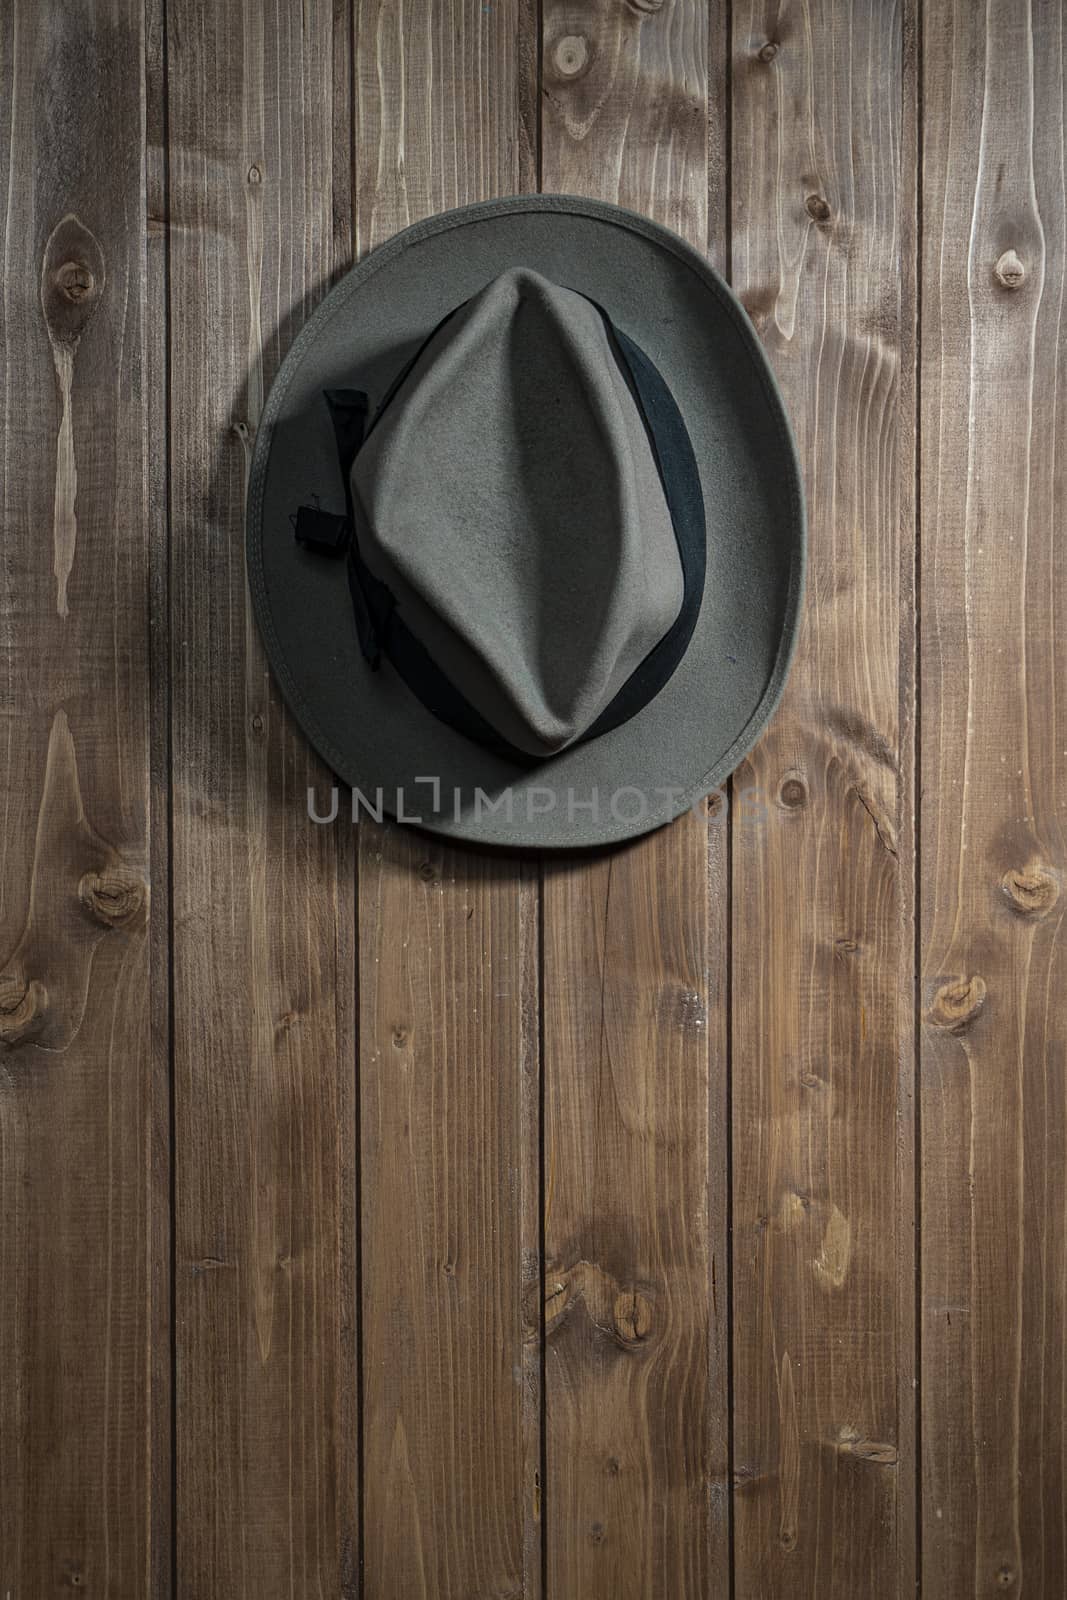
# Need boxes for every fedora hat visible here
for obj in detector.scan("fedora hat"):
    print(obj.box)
[247,196,805,848]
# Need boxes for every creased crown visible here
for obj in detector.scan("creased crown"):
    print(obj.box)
[351,267,683,758]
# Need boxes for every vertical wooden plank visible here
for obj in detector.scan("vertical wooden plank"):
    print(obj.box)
[168,2,358,1593]
[898,1,920,1590]
[353,3,542,1595]
[0,1,161,1593]
[541,829,724,1598]
[920,2,1067,1594]
[539,5,728,1596]
[729,1,913,1596]
[359,835,540,1598]
[145,0,175,1591]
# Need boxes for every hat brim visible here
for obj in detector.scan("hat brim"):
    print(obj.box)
[247,195,805,849]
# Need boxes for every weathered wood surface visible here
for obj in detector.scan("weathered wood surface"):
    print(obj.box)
[0,1,161,1593]
[920,2,1067,1596]
[538,5,728,1597]
[728,1,914,1595]
[358,836,540,1597]
[167,1,358,1593]
[2,1,1067,1597]
[353,4,542,1595]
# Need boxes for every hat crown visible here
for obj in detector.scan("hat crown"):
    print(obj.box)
[351,268,683,758]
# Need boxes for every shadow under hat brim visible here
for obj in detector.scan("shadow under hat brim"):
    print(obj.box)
[246,195,805,849]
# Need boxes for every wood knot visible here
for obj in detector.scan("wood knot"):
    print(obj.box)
[56,261,95,303]
[0,972,50,1047]
[625,0,665,11]
[740,287,775,333]
[247,163,263,185]
[927,975,987,1034]
[779,774,808,809]
[995,1567,1016,1589]
[416,859,438,883]
[994,250,1025,289]
[812,1204,851,1290]
[391,1025,409,1049]
[836,1426,897,1463]
[551,33,591,79]
[544,1272,572,1334]
[78,865,147,929]
[42,215,106,346]
[758,40,780,62]
[612,1288,653,1347]
[1000,865,1059,918]
[805,193,832,223]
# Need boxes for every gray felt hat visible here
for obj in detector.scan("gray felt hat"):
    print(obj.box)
[247,196,805,849]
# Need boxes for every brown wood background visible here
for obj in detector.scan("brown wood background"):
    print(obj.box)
[1,0,1064,1596]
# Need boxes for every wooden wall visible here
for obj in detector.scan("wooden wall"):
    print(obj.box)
[0,0,1064,1596]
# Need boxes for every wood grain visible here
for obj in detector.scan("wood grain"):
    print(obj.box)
[728,1,913,1595]
[539,3,728,1595]
[0,1,160,1592]
[920,2,1067,1594]
[358,835,540,1598]
[146,0,175,1589]
[353,2,542,1594]
[8,2,1067,1593]
[167,2,358,1593]
[541,825,725,1598]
